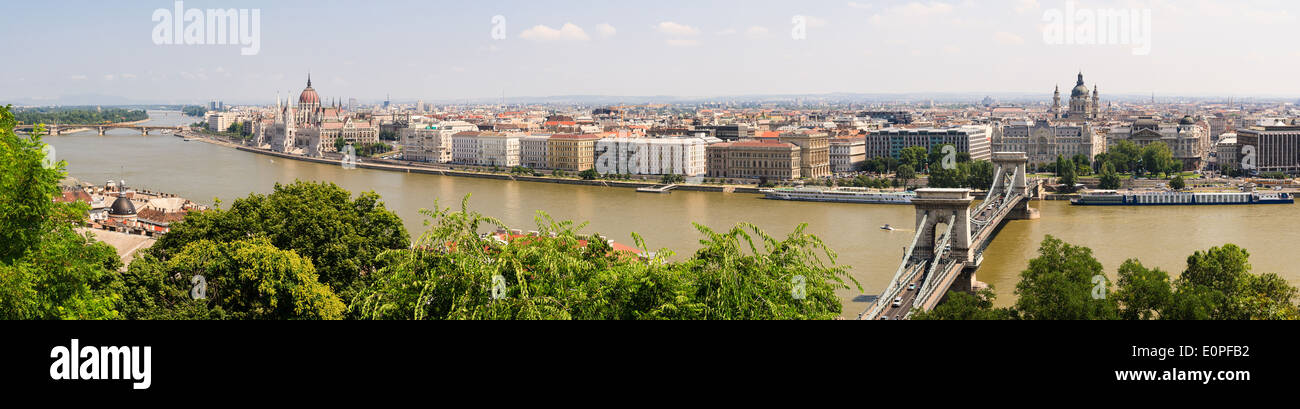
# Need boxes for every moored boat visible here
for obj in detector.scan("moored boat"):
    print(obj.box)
[761,187,916,205]
[1070,190,1294,206]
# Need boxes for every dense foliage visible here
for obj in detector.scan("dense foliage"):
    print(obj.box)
[151,181,409,302]
[334,139,392,157]
[181,105,208,117]
[0,105,126,319]
[122,238,345,320]
[13,107,148,125]
[916,236,1300,320]
[349,198,858,320]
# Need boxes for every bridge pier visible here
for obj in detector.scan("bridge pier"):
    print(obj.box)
[950,268,977,294]
[97,127,106,136]
[1007,198,1040,220]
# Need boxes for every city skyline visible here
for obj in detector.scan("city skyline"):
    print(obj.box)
[4,0,1300,105]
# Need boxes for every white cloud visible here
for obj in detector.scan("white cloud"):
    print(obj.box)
[519,23,590,42]
[103,74,115,81]
[716,28,738,36]
[993,31,1025,45]
[596,23,617,38]
[655,21,700,36]
[745,26,770,39]
[121,73,137,79]
[69,74,87,81]
[846,1,873,10]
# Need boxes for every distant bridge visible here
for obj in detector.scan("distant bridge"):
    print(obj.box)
[862,152,1043,320]
[14,123,185,136]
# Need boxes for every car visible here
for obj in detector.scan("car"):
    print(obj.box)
[907,283,916,291]
[892,297,903,307]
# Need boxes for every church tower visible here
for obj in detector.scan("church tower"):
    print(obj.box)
[1091,86,1100,119]
[1051,85,1061,119]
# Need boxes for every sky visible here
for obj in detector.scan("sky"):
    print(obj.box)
[2,0,1299,105]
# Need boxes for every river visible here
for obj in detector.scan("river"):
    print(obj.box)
[45,111,1300,315]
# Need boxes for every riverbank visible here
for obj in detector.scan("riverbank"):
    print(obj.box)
[179,130,767,195]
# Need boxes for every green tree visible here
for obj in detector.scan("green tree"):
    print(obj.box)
[1111,140,1142,173]
[899,146,928,172]
[1140,142,1176,177]
[349,198,858,320]
[895,164,915,188]
[1013,236,1119,320]
[1170,175,1186,190]
[1098,161,1122,190]
[1114,260,1173,320]
[1056,155,1078,192]
[965,160,995,190]
[579,168,601,180]
[124,238,344,320]
[0,105,126,319]
[151,181,408,302]
[1071,154,1092,175]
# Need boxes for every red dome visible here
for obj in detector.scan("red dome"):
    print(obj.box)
[299,75,320,104]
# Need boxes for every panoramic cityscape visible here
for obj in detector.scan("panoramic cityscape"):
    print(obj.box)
[4,0,1299,391]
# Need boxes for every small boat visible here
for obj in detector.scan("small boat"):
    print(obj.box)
[881,224,895,231]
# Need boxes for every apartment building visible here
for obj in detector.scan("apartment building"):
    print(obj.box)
[829,137,866,173]
[547,134,601,171]
[520,134,551,169]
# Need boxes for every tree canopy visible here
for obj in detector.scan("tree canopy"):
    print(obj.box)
[349,198,859,320]
[919,236,1299,320]
[0,105,126,320]
[151,181,409,302]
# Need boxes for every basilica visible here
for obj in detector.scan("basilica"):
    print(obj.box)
[991,72,1106,166]
[1051,72,1101,121]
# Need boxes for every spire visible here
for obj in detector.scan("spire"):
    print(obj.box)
[1077,72,1085,86]
[307,72,312,87]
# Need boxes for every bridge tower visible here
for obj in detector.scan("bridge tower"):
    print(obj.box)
[912,189,974,265]
[991,152,1040,220]
[991,152,1029,196]
[97,127,105,136]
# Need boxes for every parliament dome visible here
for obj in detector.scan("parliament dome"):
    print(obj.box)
[299,75,320,105]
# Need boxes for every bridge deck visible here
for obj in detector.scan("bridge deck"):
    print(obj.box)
[862,177,1039,320]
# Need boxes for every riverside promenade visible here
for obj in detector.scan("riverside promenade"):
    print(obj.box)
[180,130,764,195]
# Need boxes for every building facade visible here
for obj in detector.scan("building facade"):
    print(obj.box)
[547,134,601,171]
[520,134,551,169]
[400,121,478,163]
[705,141,801,180]
[867,125,993,161]
[829,138,866,173]
[593,136,711,177]
[778,131,831,179]
[993,120,1104,165]
[1235,125,1300,175]
[1107,116,1211,170]
[478,132,521,167]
